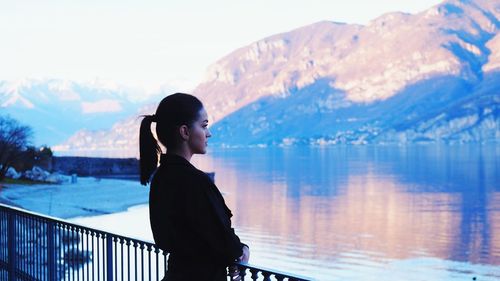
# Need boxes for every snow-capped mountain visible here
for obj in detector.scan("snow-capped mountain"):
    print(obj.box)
[0,79,165,146]
[55,0,499,156]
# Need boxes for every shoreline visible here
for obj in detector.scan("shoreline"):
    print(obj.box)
[0,176,149,219]
[95,174,139,181]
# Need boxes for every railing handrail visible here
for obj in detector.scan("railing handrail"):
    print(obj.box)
[0,203,158,248]
[0,203,313,280]
[234,261,313,281]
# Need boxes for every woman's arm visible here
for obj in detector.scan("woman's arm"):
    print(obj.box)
[184,176,246,263]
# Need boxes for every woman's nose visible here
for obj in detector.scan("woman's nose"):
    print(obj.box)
[207,129,212,138]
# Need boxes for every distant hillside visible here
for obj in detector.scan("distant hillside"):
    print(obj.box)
[0,79,165,146]
[53,104,155,157]
[55,0,500,156]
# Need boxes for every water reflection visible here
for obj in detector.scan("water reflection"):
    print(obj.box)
[190,144,500,280]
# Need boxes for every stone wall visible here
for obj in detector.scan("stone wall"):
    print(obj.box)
[52,156,139,176]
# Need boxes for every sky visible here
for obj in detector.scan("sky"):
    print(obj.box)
[1,0,443,94]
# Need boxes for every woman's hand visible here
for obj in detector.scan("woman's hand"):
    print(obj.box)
[239,245,250,263]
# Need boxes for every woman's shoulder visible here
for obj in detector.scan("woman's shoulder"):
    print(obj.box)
[155,159,212,185]
[189,166,215,186]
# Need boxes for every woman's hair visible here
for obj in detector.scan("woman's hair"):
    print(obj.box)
[139,93,204,185]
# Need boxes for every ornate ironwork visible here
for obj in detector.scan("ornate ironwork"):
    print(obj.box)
[0,203,312,280]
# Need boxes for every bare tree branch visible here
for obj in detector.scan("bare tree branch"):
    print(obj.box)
[0,115,33,180]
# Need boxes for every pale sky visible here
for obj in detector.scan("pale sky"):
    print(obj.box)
[1,0,443,94]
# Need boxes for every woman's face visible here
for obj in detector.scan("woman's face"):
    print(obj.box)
[187,107,211,154]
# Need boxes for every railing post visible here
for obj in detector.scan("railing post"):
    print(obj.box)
[106,234,113,281]
[47,221,56,280]
[7,211,16,281]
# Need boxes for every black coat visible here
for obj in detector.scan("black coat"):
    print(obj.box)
[149,153,244,281]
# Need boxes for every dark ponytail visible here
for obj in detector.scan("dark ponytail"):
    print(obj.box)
[139,115,161,185]
[139,93,204,185]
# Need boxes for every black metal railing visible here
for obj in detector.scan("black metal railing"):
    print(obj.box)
[0,204,312,281]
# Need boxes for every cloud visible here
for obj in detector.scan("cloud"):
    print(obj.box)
[81,99,122,114]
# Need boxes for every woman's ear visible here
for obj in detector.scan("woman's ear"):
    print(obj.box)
[179,125,190,141]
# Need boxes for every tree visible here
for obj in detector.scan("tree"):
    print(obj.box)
[0,115,33,181]
[13,145,53,172]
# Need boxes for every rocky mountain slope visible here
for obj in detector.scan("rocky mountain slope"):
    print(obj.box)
[54,0,500,156]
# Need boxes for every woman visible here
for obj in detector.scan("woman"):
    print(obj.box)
[139,93,249,281]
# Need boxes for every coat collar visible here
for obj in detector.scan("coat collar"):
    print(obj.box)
[160,153,192,166]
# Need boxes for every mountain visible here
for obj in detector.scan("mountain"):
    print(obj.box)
[52,104,155,157]
[0,79,164,146]
[54,0,499,156]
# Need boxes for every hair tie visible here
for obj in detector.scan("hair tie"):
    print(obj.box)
[142,114,157,123]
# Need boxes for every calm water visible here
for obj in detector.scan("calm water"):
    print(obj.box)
[75,144,500,280]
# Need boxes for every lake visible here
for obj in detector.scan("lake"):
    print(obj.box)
[71,144,500,281]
